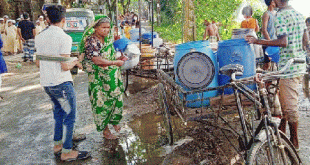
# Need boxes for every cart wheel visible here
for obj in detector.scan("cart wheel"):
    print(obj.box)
[122,69,129,93]
[158,83,174,145]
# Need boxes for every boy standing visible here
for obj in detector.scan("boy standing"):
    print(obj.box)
[35,5,90,161]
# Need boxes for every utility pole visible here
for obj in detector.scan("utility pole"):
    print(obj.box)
[116,0,118,26]
[148,1,151,21]
[156,0,160,25]
[183,0,195,42]
[139,0,142,50]
[152,0,154,46]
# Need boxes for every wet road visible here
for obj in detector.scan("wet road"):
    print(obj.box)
[0,54,169,164]
[1,54,310,164]
[296,84,310,164]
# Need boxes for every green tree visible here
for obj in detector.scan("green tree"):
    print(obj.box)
[195,0,243,40]
[153,0,243,43]
[153,0,183,43]
[120,0,131,14]
[62,0,76,8]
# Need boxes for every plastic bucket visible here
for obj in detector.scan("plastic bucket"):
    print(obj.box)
[113,38,132,52]
[217,39,256,94]
[174,40,218,108]
[142,32,158,40]
[266,46,280,63]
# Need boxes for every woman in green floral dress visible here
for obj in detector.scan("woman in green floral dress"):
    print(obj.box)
[80,15,127,139]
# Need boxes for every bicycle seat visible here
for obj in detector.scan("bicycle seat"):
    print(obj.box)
[219,64,244,76]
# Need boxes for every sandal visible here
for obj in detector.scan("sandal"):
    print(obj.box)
[54,150,62,157]
[61,151,91,162]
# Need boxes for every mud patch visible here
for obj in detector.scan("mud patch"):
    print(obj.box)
[161,122,242,165]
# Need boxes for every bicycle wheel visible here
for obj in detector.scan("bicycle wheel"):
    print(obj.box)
[247,131,300,165]
[158,83,174,145]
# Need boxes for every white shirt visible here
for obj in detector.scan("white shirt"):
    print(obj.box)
[35,25,73,87]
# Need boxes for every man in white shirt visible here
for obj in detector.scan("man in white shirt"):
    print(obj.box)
[35,5,90,161]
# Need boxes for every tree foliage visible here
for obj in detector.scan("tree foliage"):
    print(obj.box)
[62,0,76,8]
[1,0,35,20]
[252,5,266,38]
[153,0,183,43]
[152,0,269,42]
[120,0,132,14]
[153,0,244,43]
[103,0,118,18]
[195,0,243,40]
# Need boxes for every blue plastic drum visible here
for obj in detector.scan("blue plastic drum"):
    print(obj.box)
[174,40,218,108]
[217,39,256,94]
[142,32,158,40]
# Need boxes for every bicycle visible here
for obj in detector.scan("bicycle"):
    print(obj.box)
[157,58,305,164]
[219,58,304,164]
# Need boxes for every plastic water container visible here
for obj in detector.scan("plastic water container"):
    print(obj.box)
[130,28,146,41]
[266,46,280,63]
[142,32,158,40]
[113,38,132,52]
[174,40,218,108]
[217,39,256,94]
[153,38,163,48]
[122,44,140,70]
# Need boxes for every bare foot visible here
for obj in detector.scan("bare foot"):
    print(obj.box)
[103,127,118,139]
[103,131,118,139]
[113,125,121,133]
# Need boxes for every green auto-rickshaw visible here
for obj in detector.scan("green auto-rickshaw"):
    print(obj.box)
[64,8,94,75]
[64,8,95,54]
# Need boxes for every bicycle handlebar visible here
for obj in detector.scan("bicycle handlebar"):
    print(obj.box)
[234,58,306,83]
[293,58,306,64]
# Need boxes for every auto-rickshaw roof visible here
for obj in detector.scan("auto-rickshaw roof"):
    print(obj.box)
[65,8,94,18]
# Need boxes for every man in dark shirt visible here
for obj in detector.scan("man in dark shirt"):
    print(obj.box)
[17,12,36,62]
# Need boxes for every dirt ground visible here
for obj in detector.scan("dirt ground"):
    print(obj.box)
[1,53,310,165]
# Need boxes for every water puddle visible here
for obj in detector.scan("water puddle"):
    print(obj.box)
[127,76,158,94]
[98,112,196,165]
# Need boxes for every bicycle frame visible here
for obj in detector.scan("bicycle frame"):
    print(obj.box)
[156,58,304,164]
[230,81,289,165]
